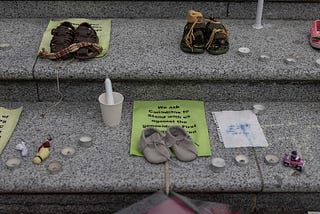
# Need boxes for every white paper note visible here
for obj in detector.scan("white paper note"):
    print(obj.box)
[212,110,268,148]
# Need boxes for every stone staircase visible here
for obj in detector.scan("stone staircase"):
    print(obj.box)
[1,1,320,213]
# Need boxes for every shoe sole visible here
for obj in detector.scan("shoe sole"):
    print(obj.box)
[180,45,205,54]
[310,38,320,49]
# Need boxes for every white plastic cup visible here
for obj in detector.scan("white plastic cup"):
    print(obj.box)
[98,92,124,127]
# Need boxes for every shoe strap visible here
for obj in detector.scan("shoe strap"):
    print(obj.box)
[39,42,102,59]
[184,22,205,50]
[205,19,229,49]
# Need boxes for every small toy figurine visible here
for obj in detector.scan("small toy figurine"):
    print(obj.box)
[16,140,28,157]
[33,137,52,164]
[283,151,305,171]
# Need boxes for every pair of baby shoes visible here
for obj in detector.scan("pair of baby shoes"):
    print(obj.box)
[139,126,198,164]
[180,10,229,55]
[39,22,102,60]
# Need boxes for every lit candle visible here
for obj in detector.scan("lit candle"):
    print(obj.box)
[104,78,115,105]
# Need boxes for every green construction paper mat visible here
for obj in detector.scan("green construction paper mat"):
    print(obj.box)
[130,100,211,157]
[0,107,23,155]
[38,18,111,58]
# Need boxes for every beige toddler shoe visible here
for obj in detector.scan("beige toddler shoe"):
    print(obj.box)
[165,126,198,162]
[139,127,171,164]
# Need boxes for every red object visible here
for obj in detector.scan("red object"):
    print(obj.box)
[145,197,195,214]
[310,20,320,49]
[38,140,51,152]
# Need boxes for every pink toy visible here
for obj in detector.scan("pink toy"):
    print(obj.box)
[310,20,320,49]
[283,152,305,171]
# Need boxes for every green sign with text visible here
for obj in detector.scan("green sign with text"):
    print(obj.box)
[130,100,211,156]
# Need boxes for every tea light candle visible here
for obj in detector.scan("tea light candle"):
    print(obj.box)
[211,157,226,172]
[48,161,62,174]
[285,57,296,65]
[316,59,320,68]
[6,158,21,169]
[235,155,250,166]
[0,43,11,48]
[79,135,93,147]
[253,104,266,115]
[265,154,279,165]
[61,147,76,157]
[238,47,251,56]
[259,54,271,62]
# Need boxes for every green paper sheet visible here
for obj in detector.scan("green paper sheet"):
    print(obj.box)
[130,100,211,157]
[0,107,23,155]
[38,18,111,58]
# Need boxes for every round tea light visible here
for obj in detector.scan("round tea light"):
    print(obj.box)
[235,155,250,166]
[238,47,251,55]
[315,59,320,68]
[265,154,279,165]
[79,135,93,147]
[6,158,21,169]
[0,43,11,48]
[285,57,297,65]
[211,157,226,172]
[259,54,271,62]
[266,36,277,43]
[253,104,266,115]
[61,147,76,157]
[48,161,62,174]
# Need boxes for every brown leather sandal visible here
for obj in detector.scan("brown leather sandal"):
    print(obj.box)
[74,22,101,59]
[50,21,75,59]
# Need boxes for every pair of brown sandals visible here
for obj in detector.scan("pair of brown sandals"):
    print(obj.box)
[45,21,101,60]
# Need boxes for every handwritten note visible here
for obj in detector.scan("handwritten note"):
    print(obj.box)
[213,110,268,148]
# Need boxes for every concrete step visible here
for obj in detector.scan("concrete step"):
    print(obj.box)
[1,18,320,102]
[1,1,320,20]
[0,100,319,212]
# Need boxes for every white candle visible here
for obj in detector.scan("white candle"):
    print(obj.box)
[6,158,21,169]
[252,0,264,29]
[235,155,250,166]
[104,78,115,105]
[265,154,279,165]
[211,157,226,172]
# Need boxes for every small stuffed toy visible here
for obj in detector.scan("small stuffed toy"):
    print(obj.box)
[33,137,52,164]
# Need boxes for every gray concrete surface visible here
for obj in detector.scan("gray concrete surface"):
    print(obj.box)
[32,19,320,81]
[0,100,319,212]
[1,1,320,20]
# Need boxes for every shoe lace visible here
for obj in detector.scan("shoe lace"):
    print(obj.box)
[205,18,229,49]
[184,16,203,49]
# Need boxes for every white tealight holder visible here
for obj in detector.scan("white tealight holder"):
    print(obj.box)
[238,47,251,56]
[259,54,271,62]
[79,135,93,147]
[6,157,21,169]
[264,154,279,166]
[235,155,250,166]
[210,157,226,172]
[266,36,277,43]
[316,59,320,68]
[253,104,266,115]
[61,147,76,157]
[285,57,297,65]
[0,43,11,48]
[48,161,62,174]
